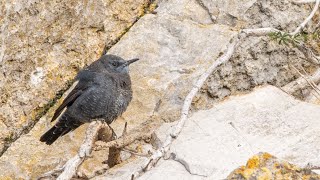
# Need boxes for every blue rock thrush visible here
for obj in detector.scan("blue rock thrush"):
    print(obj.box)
[40,54,139,145]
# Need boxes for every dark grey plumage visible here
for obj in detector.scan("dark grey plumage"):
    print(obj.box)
[40,54,139,145]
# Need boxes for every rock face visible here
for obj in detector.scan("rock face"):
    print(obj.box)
[108,5,235,123]
[134,86,320,179]
[196,0,315,109]
[0,0,236,178]
[0,0,318,179]
[0,0,150,154]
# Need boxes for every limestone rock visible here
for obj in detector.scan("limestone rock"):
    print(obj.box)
[0,0,236,178]
[196,0,315,109]
[0,0,150,154]
[201,0,310,29]
[1,0,319,178]
[136,86,320,179]
[109,2,236,123]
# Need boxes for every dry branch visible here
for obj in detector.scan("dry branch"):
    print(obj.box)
[291,0,320,35]
[130,27,285,179]
[56,121,103,180]
[107,122,127,167]
[292,0,320,63]
[291,65,320,99]
[94,120,158,151]
[293,0,317,4]
[300,66,320,94]
[296,43,320,64]
[130,2,320,175]
[43,0,320,179]
[282,68,320,94]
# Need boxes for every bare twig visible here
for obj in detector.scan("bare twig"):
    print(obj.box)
[130,27,286,179]
[43,1,320,179]
[300,65,320,94]
[296,43,320,64]
[242,28,280,36]
[107,122,128,167]
[56,121,103,180]
[93,131,152,150]
[130,12,320,176]
[293,0,318,4]
[94,121,157,151]
[291,0,320,35]
[290,65,320,99]
[282,68,320,94]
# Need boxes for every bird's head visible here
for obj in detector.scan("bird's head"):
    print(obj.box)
[101,55,139,74]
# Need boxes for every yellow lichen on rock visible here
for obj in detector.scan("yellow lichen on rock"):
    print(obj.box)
[246,155,260,169]
[227,152,320,180]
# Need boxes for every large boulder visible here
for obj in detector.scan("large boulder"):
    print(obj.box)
[93,85,320,179]
[0,0,236,178]
[0,0,317,178]
[134,86,320,179]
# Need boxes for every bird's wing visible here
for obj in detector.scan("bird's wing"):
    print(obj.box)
[51,70,99,122]
[73,87,115,119]
[51,80,89,122]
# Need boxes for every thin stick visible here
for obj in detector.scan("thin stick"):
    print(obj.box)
[282,68,320,94]
[131,28,271,179]
[43,1,320,178]
[291,65,320,99]
[293,0,317,4]
[299,65,320,93]
[297,45,320,65]
[56,121,103,180]
[291,0,320,35]
[131,25,320,179]
[94,131,153,151]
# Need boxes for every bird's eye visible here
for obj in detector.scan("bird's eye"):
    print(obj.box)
[111,62,117,67]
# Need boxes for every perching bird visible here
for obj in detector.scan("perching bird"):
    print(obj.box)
[40,54,139,145]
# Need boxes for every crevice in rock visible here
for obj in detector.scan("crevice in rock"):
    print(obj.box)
[0,0,158,158]
[0,80,73,157]
[194,0,215,23]
[167,152,207,177]
[102,0,157,55]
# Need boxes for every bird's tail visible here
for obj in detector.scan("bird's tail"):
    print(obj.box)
[40,114,82,145]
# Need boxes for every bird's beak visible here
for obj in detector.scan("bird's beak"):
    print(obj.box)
[123,58,139,67]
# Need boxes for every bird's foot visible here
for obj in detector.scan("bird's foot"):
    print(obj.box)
[107,124,118,140]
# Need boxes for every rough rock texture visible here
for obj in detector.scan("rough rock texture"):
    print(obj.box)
[0,0,236,178]
[0,0,319,179]
[194,0,316,110]
[227,152,320,180]
[133,86,320,179]
[108,3,235,123]
[203,0,311,29]
[0,0,151,154]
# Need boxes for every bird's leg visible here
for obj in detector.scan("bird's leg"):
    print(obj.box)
[122,122,128,137]
[107,124,117,140]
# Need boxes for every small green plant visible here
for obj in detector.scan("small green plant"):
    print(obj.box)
[268,30,319,46]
